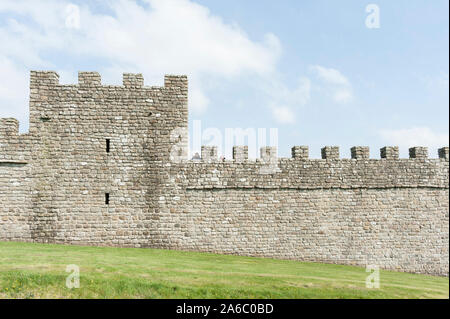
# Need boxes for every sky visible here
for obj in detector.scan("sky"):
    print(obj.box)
[0,0,448,159]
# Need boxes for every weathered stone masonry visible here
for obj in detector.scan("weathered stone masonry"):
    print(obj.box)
[0,71,448,276]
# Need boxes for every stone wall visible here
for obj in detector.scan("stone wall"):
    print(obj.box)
[0,118,33,241]
[0,71,448,276]
[160,188,448,275]
[161,152,449,275]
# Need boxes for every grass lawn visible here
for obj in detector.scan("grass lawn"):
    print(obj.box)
[0,241,447,299]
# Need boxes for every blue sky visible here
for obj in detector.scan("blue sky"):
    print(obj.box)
[0,0,448,158]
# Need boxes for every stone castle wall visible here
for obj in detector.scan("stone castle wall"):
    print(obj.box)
[161,155,448,275]
[0,71,448,276]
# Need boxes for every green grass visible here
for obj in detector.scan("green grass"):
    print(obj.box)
[0,241,447,299]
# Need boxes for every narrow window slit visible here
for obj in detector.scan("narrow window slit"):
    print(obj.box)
[105,193,110,205]
[106,139,110,153]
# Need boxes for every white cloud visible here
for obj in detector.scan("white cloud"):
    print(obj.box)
[379,127,449,152]
[310,65,350,86]
[265,76,310,124]
[310,65,353,103]
[76,0,281,77]
[189,87,210,114]
[272,106,296,124]
[272,77,311,107]
[333,88,353,103]
[0,0,282,127]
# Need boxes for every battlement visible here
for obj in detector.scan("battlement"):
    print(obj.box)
[175,145,450,192]
[78,71,102,86]
[439,147,449,160]
[194,145,450,162]
[123,73,144,87]
[164,75,188,89]
[233,146,249,161]
[27,71,189,146]
[0,118,32,163]
[29,71,188,90]
[0,118,19,137]
[30,71,60,87]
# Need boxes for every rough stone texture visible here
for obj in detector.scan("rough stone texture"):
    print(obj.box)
[409,147,428,159]
[233,146,248,162]
[291,146,309,159]
[381,146,399,159]
[201,146,218,162]
[0,71,448,276]
[321,146,339,160]
[439,147,449,160]
[351,146,369,159]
